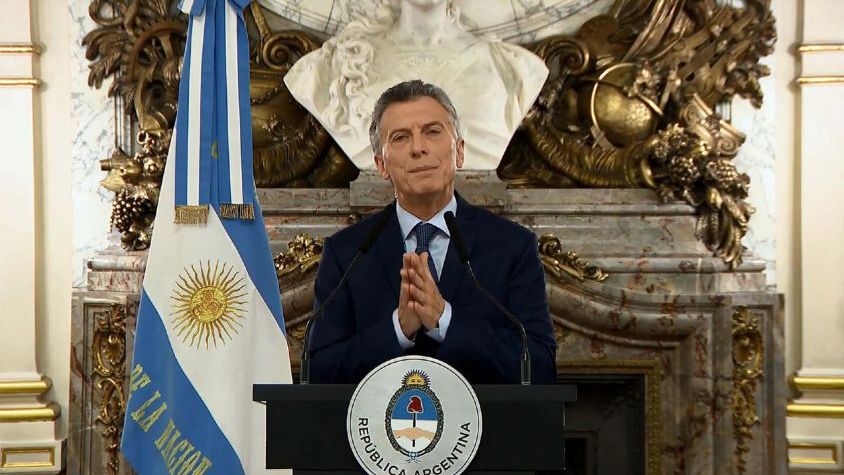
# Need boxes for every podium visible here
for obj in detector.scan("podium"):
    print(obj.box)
[253,384,576,474]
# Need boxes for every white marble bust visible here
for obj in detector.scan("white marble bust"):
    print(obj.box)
[283,0,549,170]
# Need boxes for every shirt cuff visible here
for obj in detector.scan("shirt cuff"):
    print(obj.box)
[425,301,451,343]
[392,308,415,350]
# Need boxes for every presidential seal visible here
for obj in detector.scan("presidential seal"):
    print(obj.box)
[347,356,482,475]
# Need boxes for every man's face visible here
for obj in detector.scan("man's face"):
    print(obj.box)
[374,96,465,203]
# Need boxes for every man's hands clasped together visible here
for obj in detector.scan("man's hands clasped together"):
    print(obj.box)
[398,252,445,339]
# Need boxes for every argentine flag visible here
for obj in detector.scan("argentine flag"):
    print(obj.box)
[120,0,292,473]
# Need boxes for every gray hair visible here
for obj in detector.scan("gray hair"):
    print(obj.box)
[369,79,463,154]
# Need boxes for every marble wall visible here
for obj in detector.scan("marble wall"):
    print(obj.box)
[70,0,122,288]
[733,60,778,288]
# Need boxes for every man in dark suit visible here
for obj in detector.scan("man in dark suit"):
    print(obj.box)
[310,79,556,384]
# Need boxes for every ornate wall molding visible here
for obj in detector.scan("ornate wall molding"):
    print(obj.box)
[797,76,844,85]
[787,404,844,418]
[792,376,844,391]
[0,43,41,54]
[788,440,843,469]
[0,447,56,469]
[0,78,41,87]
[731,306,763,474]
[91,304,128,475]
[0,377,51,395]
[0,404,60,423]
[798,43,844,53]
[556,360,661,475]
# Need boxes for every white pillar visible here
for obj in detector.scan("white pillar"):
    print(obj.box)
[786,0,844,472]
[0,0,63,472]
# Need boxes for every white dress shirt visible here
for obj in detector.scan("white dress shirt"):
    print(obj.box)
[392,195,457,349]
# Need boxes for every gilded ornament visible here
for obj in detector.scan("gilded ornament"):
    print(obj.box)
[538,234,609,283]
[274,234,324,289]
[92,304,129,474]
[500,0,775,268]
[731,306,763,474]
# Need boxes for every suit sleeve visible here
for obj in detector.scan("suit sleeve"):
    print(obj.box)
[309,236,405,383]
[436,232,557,383]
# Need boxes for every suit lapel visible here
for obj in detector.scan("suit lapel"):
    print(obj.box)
[373,204,404,301]
[438,196,476,303]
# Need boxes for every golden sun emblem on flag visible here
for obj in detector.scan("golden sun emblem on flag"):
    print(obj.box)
[171,260,247,349]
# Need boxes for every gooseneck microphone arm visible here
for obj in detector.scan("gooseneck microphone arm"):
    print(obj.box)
[444,211,531,386]
[299,207,392,385]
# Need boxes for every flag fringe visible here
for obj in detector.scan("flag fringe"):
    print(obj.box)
[220,203,255,220]
[174,205,209,224]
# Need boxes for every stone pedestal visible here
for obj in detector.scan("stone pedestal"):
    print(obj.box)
[70,173,785,474]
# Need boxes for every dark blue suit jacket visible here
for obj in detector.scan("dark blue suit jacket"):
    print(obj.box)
[309,196,557,384]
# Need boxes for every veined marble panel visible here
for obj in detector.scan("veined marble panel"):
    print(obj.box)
[70,0,122,288]
[732,58,778,288]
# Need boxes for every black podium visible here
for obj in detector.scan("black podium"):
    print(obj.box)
[253,384,576,474]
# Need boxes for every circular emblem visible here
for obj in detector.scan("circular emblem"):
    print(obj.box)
[170,260,246,349]
[347,356,482,475]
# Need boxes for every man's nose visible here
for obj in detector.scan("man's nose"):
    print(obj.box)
[410,131,427,157]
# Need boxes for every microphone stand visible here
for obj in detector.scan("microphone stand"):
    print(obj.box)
[299,206,392,384]
[444,211,531,386]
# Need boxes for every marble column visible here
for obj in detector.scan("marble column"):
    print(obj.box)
[0,0,63,472]
[786,0,844,472]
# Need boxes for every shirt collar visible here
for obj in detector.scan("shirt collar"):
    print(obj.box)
[395,195,457,240]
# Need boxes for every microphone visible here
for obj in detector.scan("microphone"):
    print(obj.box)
[444,211,532,386]
[299,206,392,384]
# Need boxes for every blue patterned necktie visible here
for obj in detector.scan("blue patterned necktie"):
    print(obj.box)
[413,222,439,281]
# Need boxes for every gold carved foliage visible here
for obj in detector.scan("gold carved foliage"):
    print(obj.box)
[92,304,129,475]
[500,0,775,268]
[274,234,324,290]
[538,234,609,283]
[274,234,324,363]
[249,7,359,188]
[86,3,356,250]
[86,0,184,250]
[731,306,763,474]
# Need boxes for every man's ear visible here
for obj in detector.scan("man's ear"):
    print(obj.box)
[374,153,390,180]
[455,139,465,169]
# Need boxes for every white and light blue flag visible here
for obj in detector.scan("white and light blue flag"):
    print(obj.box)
[120,0,292,473]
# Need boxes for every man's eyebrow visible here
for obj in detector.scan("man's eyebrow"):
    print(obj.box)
[387,121,445,135]
[387,127,411,137]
